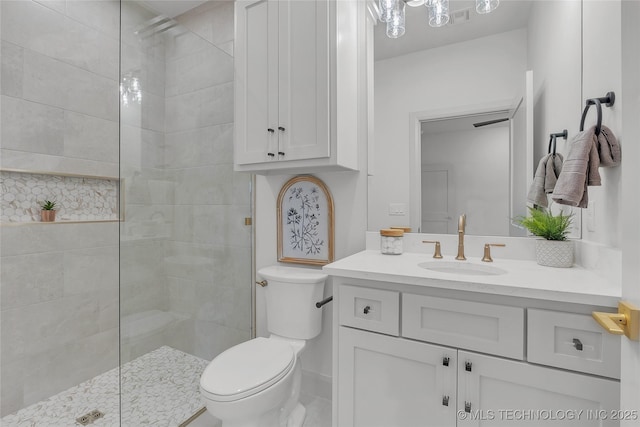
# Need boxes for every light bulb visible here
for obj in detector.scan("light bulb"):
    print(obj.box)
[476,0,499,14]
[386,1,406,38]
[428,0,449,27]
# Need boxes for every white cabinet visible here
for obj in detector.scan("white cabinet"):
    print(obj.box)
[457,351,620,427]
[234,0,360,173]
[334,282,621,427]
[338,327,457,427]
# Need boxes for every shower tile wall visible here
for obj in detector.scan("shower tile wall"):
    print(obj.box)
[0,0,120,417]
[162,1,253,361]
[120,0,251,367]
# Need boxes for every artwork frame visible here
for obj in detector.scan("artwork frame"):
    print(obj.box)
[277,175,334,266]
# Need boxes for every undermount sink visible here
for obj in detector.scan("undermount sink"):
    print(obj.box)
[418,261,507,276]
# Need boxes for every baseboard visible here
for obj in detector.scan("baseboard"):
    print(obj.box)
[301,370,332,401]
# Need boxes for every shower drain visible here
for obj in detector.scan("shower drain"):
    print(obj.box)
[76,409,104,425]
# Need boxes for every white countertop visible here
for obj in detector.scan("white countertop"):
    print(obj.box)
[323,250,621,307]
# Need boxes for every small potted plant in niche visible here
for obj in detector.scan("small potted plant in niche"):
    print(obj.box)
[40,200,57,222]
[517,206,574,268]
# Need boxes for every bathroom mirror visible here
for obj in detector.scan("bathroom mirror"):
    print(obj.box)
[367,0,583,236]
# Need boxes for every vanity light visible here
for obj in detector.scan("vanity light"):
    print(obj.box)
[381,0,498,38]
[386,0,406,38]
[476,0,499,14]
[427,0,450,28]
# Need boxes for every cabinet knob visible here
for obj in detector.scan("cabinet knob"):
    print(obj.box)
[442,356,450,366]
[465,361,472,372]
[363,305,371,314]
[278,126,286,131]
[572,338,583,351]
[465,402,472,413]
[267,128,275,133]
[442,395,449,406]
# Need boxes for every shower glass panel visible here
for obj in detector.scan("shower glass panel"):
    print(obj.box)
[119,1,253,425]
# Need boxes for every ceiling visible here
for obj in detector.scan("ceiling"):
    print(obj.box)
[374,0,532,60]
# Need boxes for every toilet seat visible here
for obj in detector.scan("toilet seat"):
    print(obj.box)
[200,337,295,402]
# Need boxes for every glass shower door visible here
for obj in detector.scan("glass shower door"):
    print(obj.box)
[119,1,253,425]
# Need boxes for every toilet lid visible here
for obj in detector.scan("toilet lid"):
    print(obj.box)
[200,337,295,402]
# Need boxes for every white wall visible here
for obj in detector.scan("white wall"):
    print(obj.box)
[580,0,622,248]
[421,126,510,236]
[369,28,527,231]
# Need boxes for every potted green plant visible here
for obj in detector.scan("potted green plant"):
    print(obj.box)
[517,206,574,267]
[40,200,57,222]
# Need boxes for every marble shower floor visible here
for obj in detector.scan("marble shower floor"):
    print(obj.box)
[1,346,332,427]
[1,346,209,427]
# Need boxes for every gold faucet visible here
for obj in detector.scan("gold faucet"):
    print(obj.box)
[456,214,466,260]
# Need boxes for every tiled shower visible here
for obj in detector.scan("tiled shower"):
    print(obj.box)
[0,1,252,425]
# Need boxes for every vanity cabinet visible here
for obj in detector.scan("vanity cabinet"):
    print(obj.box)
[334,281,621,427]
[234,0,360,173]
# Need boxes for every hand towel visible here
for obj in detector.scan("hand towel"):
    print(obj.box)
[527,154,552,207]
[596,125,621,167]
[544,153,564,194]
[552,128,601,208]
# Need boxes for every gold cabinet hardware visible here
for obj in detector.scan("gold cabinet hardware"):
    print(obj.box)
[244,217,252,226]
[592,301,639,341]
[256,280,268,287]
[481,243,506,262]
[422,240,443,258]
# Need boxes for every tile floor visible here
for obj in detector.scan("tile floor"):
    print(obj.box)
[0,346,331,427]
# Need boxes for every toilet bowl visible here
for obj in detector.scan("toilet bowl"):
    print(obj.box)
[200,266,327,427]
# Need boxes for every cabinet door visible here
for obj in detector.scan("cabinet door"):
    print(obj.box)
[458,351,620,427]
[277,0,330,161]
[338,327,457,427]
[235,0,279,164]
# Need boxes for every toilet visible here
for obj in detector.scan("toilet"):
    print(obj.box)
[200,265,328,427]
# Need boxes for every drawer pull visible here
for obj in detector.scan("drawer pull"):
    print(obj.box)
[442,356,450,366]
[363,305,371,314]
[442,395,449,406]
[465,402,472,413]
[465,361,472,372]
[267,128,275,133]
[572,338,583,351]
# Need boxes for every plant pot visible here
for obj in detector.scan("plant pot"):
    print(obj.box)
[535,239,573,268]
[41,210,56,222]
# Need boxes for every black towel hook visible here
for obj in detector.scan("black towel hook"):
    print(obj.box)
[580,91,615,136]
[548,130,568,155]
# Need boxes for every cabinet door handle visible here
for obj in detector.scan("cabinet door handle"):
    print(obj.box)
[465,402,472,413]
[442,356,450,367]
[278,126,286,131]
[278,151,285,156]
[267,152,275,157]
[442,395,449,406]
[267,128,275,133]
[363,305,371,314]
[572,338,583,351]
[465,362,472,372]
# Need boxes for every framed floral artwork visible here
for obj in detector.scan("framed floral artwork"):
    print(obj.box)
[277,175,334,266]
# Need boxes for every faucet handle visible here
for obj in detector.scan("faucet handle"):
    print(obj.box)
[422,240,443,259]
[482,243,506,262]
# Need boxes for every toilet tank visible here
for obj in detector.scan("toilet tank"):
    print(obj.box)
[258,265,328,340]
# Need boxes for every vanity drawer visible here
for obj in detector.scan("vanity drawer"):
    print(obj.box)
[402,294,525,359]
[339,285,400,335]
[527,309,621,379]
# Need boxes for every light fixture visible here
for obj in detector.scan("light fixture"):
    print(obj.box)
[476,0,499,14]
[427,0,449,28]
[381,0,499,38]
[386,0,406,38]
[120,72,142,106]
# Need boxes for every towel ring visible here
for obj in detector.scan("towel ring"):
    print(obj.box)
[580,92,615,136]
[548,130,568,155]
